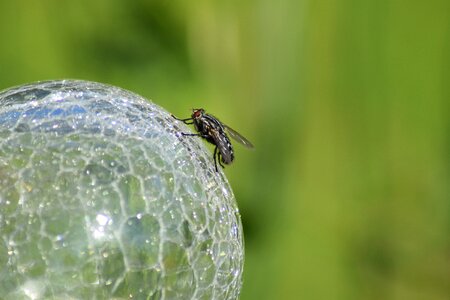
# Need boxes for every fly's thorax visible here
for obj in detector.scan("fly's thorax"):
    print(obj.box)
[196,116,215,136]
[193,118,207,135]
[193,118,201,133]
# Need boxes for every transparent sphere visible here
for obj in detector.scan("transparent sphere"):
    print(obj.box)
[0,80,244,299]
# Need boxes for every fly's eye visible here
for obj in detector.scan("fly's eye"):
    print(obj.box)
[192,109,203,118]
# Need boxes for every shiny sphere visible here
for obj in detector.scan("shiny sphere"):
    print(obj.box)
[0,80,244,299]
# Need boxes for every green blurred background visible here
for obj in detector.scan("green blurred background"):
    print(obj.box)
[1,1,449,299]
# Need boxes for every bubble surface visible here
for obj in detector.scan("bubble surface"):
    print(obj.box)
[0,80,244,299]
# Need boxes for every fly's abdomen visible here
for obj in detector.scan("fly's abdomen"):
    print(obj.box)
[219,136,234,165]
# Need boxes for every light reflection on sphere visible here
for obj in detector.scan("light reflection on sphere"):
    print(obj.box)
[0,80,244,300]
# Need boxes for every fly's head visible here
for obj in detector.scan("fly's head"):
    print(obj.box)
[191,108,205,121]
[191,108,206,129]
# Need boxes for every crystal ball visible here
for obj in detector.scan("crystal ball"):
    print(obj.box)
[0,80,244,299]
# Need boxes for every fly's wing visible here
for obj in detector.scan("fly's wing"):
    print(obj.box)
[224,124,254,149]
[210,128,234,164]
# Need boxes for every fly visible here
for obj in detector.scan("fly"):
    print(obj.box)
[172,108,254,172]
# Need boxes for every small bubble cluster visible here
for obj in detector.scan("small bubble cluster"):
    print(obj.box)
[0,80,244,299]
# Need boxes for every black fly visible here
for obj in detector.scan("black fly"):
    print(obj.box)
[172,108,254,172]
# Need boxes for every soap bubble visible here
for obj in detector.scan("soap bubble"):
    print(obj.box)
[0,80,244,299]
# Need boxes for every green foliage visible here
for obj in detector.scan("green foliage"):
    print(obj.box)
[1,1,449,299]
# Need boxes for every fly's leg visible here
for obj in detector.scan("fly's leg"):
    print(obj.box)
[213,147,225,172]
[214,146,228,172]
[218,153,225,169]
[171,114,194,124]
[181,133,210,139]
[213,146,219,172]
